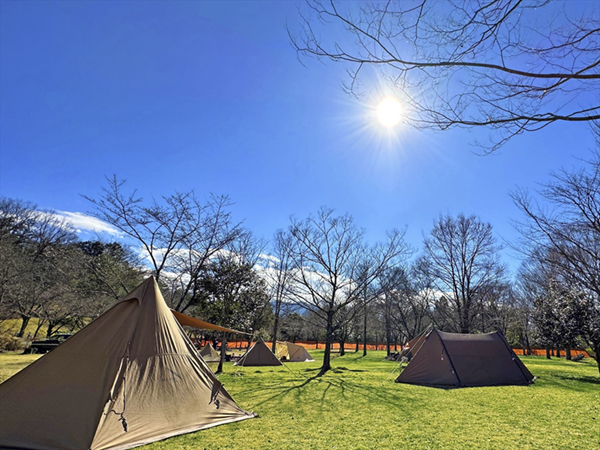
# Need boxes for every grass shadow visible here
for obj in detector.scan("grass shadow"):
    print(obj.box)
[332,366,367,373]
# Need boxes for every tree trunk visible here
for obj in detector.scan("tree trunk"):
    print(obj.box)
[355,336,359,352]
[315,336,319,349]
[385,303,391,356]
[340,339,345,356]
[33,320,45,339]
[318,311,334,376]
[216,332,228,374]
[460,303,470,334]
[546,346,550,359]
[362,303,368,356]
[271,311,280,353]
[46,322,55,338]
[17,315,30,338]
[385,321,391,356]
[593,343,600,376]
[556,346,561,358]
[566,346,572,361]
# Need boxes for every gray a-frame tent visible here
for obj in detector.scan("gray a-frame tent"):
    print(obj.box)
[396,329,534,387]
[234,338,282,367]
[199,343,221,362]
[0,277,254,450]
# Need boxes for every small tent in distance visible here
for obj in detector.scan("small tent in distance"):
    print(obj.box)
[0,277,254,450]
[396,329,534,388]
[397,333,428,362]
[275,342,315,362]
[234,338,282,367]
[199,342,221,362]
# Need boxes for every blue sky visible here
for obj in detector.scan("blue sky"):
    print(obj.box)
[1,0,597,275]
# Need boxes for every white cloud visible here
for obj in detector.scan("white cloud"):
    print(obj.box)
[54,211,123,237]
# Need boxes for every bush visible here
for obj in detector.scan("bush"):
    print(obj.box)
[0,332,24,352]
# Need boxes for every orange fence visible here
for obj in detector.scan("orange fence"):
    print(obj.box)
[196,339,591,358]
[512,348,590,357]
[225,340,399,351]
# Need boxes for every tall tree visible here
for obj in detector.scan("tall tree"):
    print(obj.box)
[195,233,269,374]
[513,149,600,372]
[291,0,600,151]
[0,198,78,336]
[383,263,431,347]
[420,214,506,333]
[77,241,145,303]
[84,177,242,312]
[287,207,410,375]
[265,230,294,352]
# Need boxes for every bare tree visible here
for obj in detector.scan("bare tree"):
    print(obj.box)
[84,177,242,312]
[376,266,411,356]
[513,149,600,372]
[287,207,410,375]
[420,213,506,333]
[265,230,295,352]
[384,263,431,346]
[0,198,78,336]
[76,241,145,303]
[291,0,600,151]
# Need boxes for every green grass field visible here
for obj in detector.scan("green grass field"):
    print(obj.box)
[1,351,598,449]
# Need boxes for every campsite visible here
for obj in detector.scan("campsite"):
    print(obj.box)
[1,349,598,450]
[0,278,597,449]
[1,1,600,449]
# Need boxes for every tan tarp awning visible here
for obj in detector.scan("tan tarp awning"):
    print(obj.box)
[0,277,255,450]
[171,309,251,335]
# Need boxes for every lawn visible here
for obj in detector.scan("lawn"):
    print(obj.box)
[1,351,598,449]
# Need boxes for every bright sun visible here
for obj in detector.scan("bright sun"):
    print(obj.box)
[376,97,402,128]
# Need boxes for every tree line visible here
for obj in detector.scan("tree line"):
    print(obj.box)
[1,148,598,375]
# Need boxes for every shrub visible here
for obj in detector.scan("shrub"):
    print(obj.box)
[0,332,24,352]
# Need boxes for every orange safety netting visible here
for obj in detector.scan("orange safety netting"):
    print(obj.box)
[223,341,592,357]
[512,348,590,357]
[225,340,400,351]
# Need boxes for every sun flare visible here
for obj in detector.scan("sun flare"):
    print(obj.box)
[377,97,402,128]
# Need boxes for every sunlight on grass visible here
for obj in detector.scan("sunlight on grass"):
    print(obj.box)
[1,351,598,449]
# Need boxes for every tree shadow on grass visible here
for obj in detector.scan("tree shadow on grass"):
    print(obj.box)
[551,374,600,386]
[332,366,367,373]
[249,370,416,411]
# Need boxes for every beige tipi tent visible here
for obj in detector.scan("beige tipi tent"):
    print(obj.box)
[275,342,315,362]
[0,277,254,450]
[234,338,282,367]
[199,343,221,362]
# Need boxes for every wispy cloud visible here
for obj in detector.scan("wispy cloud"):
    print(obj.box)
[54,211,123,237]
